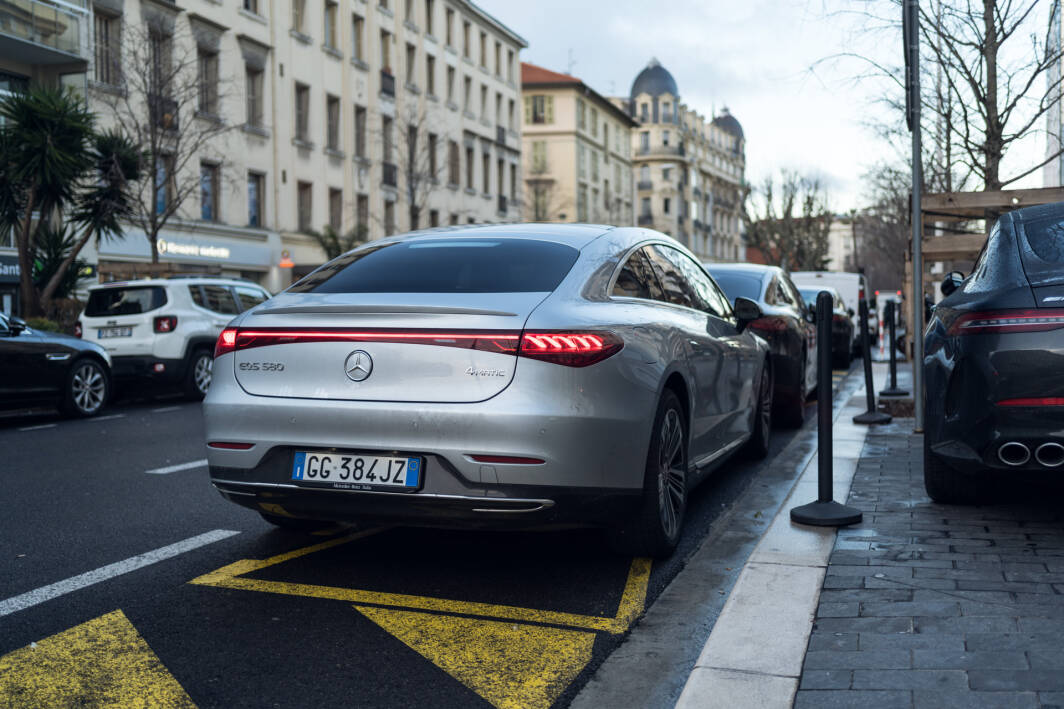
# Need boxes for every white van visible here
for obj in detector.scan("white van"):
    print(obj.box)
[791,271,876,353]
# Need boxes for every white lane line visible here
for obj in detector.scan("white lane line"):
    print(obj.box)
[151,405,182,413]
[0,529,240,618]
[89,414,126,422]
[18,423,57,432]
[145,459,208,475]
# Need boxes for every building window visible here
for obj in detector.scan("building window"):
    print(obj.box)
[406,43,417,85]
[295,83,310,142]
[200,163,219,221]
[641,197,650,216]
[479,84,487,118]
[527,95,552,124]
[496,157,504,196]
[494,41,501,76]
[243,0,259,15]
[591,150,599,181]
[197,49,218,114]
[495,92,502,124]
[577,185,587,221]
[662,101,671,121]
[449,213,459,225]
[663,130,671,147]
[429,209,439,227]
[508,98,515,129]
[245,66,263,127]
[426,54,435,94]
[446,65,455,102]
[404,0,413,22]
[577,144,586,178]
[248,172,265,227]
[577,99,585,130]
[93,11,121,85]
[428,132,438,177]
[354,104,366,158]
[463,75,471,111]
[297,181,313,232]
[380,30,392,72]
[382,115,393,162]
[478,31,486,67]
[445,7,454,45]
[482,150,490,193]
[465,146,474,188]
[324,1,338,48]
[640,102,648,121]
[292,0,305,32]
[326,94,340,150]
[590,107,598,137]
[350,14,364,60]
[662,167,671,182]
[328,188,342,231]
[510,163,516,201]
[462,21,470,58]
[663,197,671,215]
[639,131,649,150]
[154,155,173,215]
[425,0,434,34]
[531,141,546,173]
[384,200,396,234]
[640,164,649,182]
[356,194,369,232]
[448,140,460,185]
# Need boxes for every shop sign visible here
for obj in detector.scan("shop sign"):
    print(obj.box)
[0,254,19,284]
[158,239,231,259]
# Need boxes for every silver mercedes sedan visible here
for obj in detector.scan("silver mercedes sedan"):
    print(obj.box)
[204,224,772,557]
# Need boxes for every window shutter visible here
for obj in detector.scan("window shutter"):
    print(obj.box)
[545,96,554,124]
[523,96,532,124]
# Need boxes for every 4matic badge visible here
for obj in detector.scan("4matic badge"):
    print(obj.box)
[466,366,507,377]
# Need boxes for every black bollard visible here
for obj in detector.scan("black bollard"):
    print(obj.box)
[880,300,908,397]
[791,291,863,527]
[853,298,892,425]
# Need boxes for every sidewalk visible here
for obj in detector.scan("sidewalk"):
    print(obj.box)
[677,362,1064,708]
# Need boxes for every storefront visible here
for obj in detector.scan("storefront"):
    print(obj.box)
[0,253,20,316]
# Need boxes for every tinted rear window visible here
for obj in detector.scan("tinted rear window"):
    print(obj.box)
[706,271,763,303]
[1023,216,1064,263]
[85,286,167,316]
[289,238,580,293]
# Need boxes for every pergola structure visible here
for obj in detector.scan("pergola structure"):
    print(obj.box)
[904,186,1064,326]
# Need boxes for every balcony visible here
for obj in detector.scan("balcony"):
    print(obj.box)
[637,180,653,191]
[382,161,397,187]
[0,0,87,64]
[497,195,507,214]
[637,214,653,226]
[380,70,395,97]
[636,145,685,158]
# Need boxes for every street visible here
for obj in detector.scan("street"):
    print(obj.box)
[0,370,850,708]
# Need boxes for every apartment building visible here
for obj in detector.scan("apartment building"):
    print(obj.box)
[520,62,635,225]
[12,0,525,293]
[619,58,746,262]
[0,0,92,312]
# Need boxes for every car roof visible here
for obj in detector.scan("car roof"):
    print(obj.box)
[89,277,262,290]
[380,223,615,250]
[703,262,783,277]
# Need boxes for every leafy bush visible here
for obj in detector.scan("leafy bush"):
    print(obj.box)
[25,317,59,331]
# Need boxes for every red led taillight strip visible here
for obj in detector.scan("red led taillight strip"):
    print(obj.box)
[997,398,1064,407]
[947,309,1064,336]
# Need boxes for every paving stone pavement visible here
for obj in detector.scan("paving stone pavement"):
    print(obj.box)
[796,420,1064,709]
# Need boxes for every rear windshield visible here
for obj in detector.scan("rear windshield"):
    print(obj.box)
[706,271,764,303]
[1022,216,1064,263]
[288,238,580,294]
[85,286,167,316]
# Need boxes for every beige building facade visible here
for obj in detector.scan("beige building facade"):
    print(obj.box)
[620,58,746,262]
[520,62,635,225]
[11,0,525,293]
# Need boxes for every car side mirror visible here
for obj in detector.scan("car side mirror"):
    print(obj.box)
[734,296,763,332]
[805,304,816,323]
[9,316,27,335]
[941,271,964,297]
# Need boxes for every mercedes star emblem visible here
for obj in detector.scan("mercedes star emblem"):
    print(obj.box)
[344,350,373,382]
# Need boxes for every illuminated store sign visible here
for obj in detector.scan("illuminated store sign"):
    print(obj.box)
[157,239,231,259]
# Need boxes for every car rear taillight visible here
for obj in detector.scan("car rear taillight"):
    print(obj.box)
[215,328,623,367]
[946,309,1064,336]
[748,317,789,333]
[154,315,178,333]
[74,321,82,338]
[997,398,1064,407]
[208,441,255,449]
[832,313,849,324]
[468,454,545,464]
[518,331,624,367]
[214,327,239,358]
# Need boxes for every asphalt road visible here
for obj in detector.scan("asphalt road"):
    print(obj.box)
[0,372,852,709]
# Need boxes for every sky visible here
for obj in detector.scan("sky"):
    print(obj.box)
[476,0,1052,213]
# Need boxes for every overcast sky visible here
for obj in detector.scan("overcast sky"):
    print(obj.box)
[477,0,1051,213]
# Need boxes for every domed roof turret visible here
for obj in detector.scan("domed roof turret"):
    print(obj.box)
[630,58,679,101]
[712,107,744,139]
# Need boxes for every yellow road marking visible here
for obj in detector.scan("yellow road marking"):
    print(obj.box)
[190,531,651,635]
[356,605,595,709]
[0,609,195,708]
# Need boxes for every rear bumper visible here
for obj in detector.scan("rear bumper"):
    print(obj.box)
[111,355,185,384]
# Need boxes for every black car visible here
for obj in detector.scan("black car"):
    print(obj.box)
[706,263,817,427]
[0,313,112,417]
[924,202,1064,502]
[797,285,854,369]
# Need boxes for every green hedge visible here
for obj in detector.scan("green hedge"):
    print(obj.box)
[25,317,59,332]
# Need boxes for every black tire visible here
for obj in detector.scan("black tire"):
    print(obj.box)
[742,362,772,460]
[610,389,687,558]
[61,358,109,417]
[923,440,987,504]
[183,348,213,401]
[777,353,806,429]
[259,512,331,531]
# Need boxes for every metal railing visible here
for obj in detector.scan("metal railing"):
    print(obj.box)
[637,180,653,191]
[0,0,86,58]
[636,145,685,158]
[637,214,653,226]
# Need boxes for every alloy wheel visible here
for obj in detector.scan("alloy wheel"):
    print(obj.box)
[194,354,213,394]
[72,362,106,414]
[656,408,686,539]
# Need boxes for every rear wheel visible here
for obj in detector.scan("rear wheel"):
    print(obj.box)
[62,358,109,417]
[610,389,687,558]
[742,362,772,460]
[923,440,987,504]
[259,512,331,531]
[183,349,213,400]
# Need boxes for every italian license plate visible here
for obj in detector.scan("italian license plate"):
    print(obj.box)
[98,326,132,338]
[291,451,422,491]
